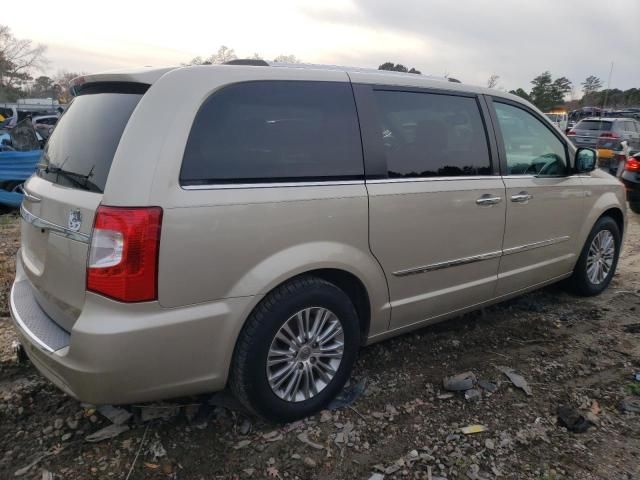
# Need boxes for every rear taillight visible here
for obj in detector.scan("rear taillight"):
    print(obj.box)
[626,158,640,172]
[599,132,620,139]
[567,130,576,136]
[87,206,162,302]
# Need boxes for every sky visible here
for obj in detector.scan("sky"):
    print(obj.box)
[4,0,640,94]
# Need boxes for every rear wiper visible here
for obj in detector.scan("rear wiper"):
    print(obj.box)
[44,165,99,192]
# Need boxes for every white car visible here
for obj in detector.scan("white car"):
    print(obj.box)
[32,115,59,139]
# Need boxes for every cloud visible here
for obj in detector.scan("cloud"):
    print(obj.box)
[300,0,640,91]
[4,0,639,92]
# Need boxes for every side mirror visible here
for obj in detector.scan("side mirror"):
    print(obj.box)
[575,147,597,173]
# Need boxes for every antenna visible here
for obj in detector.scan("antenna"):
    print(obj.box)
[601,62,614,112]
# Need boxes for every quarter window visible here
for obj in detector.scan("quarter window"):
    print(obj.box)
[371,90,492,178]
[494,102,567,176]
[180,81,363,185]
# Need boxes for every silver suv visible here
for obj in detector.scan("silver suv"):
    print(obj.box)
[10,64,627,421]
[568,117,640,153]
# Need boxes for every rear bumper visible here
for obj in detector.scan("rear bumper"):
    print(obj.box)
[10,254,258,404]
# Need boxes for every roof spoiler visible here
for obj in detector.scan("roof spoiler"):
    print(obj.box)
[70,80,150,97]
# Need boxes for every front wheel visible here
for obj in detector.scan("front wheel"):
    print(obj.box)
[230,275,360,422]
[567,216,621,296]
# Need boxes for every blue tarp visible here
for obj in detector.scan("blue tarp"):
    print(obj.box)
[0,150,42,208]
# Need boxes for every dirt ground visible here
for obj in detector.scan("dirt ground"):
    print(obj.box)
[0,210,639,480]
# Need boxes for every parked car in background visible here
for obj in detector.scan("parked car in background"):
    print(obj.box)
[620,150,640,214]
[544,110,568,131]
[0,121,43,208]
[32,115,59,140]
[10,64,627,422]
[567,117,640,159]
[0,130,12,151]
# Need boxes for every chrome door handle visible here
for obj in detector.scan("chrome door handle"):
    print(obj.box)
[23,190,41,203]
[476,194,502,206]
[511,192,533,203]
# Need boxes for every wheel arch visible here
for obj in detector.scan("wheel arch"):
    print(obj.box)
[304,268,371,344]
[576,191,626,256]
[599,207,624,237]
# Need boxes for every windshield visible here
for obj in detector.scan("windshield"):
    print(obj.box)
[576,120,613,131]
[37,92,142,192]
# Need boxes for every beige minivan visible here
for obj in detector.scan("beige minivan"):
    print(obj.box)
[10,62,626,421]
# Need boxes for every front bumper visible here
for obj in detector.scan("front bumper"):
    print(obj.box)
[10,255,258,405]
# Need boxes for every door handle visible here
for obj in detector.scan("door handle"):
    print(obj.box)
[476,194,502,206]
[511,191,533,203]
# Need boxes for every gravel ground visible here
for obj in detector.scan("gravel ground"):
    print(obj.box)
[0,210,639,480]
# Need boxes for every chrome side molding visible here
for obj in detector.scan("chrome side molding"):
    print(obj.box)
[502,236,570,256]
[393,250,502,277]
[393,235,571,277]
[20,205,90,244]
[22,191,41,203]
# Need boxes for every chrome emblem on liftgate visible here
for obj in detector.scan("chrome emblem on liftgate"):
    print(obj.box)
[67,209,82,232]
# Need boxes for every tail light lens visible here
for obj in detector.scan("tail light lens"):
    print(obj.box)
[567,130,576,136]
[626,158,640,172]
[87,206,162,302]
[599,132,620,139]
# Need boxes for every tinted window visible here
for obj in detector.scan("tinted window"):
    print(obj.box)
[38,93,142,192]
[494,102,567,176]
[576,120,613,131]
[371,90,491,178]
[180,81,363,184]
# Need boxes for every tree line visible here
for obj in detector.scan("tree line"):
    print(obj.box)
[499,71,639,111]
[2,24,638,110]
[0,28,303,103]
[0,26,78,103]
[185,45,301,66]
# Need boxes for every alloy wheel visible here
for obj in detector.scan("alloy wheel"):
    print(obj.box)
[586,230,615,285]
[266,307,345,402]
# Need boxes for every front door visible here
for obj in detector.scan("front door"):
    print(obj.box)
[359,85,506,331]
[489,99,585,296]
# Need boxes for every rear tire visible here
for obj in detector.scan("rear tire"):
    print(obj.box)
[229,275,360,422]
[567,216,621,296]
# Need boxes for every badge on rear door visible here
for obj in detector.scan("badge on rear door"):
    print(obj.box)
[68,209,82,232]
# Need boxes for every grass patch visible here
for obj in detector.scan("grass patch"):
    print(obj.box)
[626,382,640,396]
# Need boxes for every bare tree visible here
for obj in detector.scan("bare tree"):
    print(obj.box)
[54,70,85,103]
[207,45,236,64]
[0,25,48,89]
[273,54,301,64]
[187,46,237,65]
[186,55,206,66]
[487,74,500,89]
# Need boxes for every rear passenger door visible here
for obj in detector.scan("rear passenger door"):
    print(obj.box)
[355,85,506,330]
[487,98,585,296]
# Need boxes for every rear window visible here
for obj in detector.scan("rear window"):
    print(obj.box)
[180,81,363,185]
[38,92,142,192]
[576,120,613,131]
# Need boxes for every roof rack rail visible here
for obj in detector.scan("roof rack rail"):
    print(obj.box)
[224,59,270,67]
